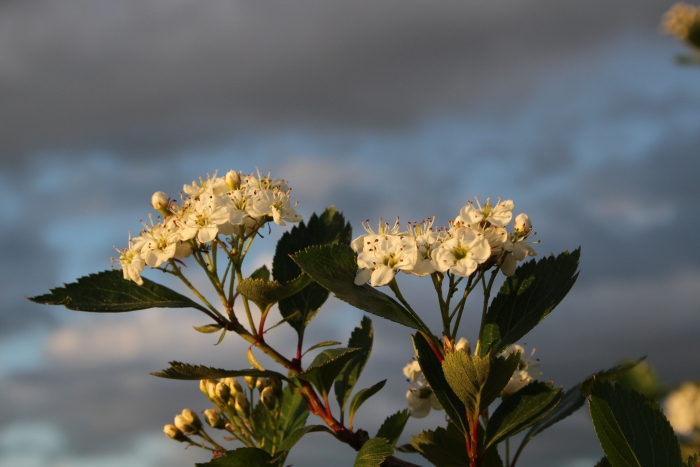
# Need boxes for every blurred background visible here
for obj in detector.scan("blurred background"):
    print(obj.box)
[2,1,699,466]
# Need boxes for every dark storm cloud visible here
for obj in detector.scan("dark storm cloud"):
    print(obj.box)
[0,0,676,168]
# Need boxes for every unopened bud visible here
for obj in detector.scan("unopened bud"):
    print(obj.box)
[225,170,241,190]
[455,337,471,354]
[215,382,231,403]
[200,379,218,400]
[204,408,226,429]
[269,376,282,394]
[234,391,250,415]
[255,377,270,391]
[221,377,242,394]
[164,424,188,442]
[261,386,277,410]
[151,191,171,216]
[513,213,532,235]
[175,408,202,433]
[244,375,257,390]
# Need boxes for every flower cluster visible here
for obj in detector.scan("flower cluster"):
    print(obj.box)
[500,344,542,397]
[662,3,700,49]
[665,382,700,436]
[353,198,536,287]
[114,169,301,285]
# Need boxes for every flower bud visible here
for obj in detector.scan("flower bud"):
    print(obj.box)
[255,377,270,392]
[455,337,471,354]
[200,379,218,400]
[221,377,243,394]
[513,213,532,235]
[151,191,171,216]
[204,408,226,429]
[269,376,282,394]
[244,375,257,390]
[234,391,250,415]
[261,386,277,410]
[225,170,241,190]
[175,408,202,433]
[215,381,231,403]
[163,424,188,442]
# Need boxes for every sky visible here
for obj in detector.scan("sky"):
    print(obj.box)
[1,1,700,466]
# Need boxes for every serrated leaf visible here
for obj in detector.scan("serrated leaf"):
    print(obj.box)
[348,380,387,429]
[479,249,580,356]
[376,409,410,448]
[277,384,310,440]
[292,244,426,331]
[335,316,373,412]
[515,359,645,463]
[482,445,505,467]
[274,207,352,334]
[442,350,520,417]
[195,447,272,466]
[236,274,313,312]
[250,265,270,281]
[484,381,562,449]
[297,348,362,395]
[28,269,206,312]
[304,341,342,355]
[410,423,469,467]
[354,437,394,467]
[589,381,681,467]
[396,444,417,453]
[150,361,288,381]
[193,323,223,333]
[277,424,334,453]
[413,332,469,436]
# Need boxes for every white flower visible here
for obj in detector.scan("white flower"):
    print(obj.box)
[403,218,439,276]
[664,382,700,435]
[403,360,423,382]
[117,235,146,285]
[355,234,417,286]
[151,191,169,211]
[351,217,402,253]
[140,223,179,267]
[225,170,241,190]
[178,196,230,244]
[513,213,532,235]
[248,188,302,226]
[455,337,470,353]
[431,227,491,277]
[183,172,228,198]
[458,197,514,228]
[483,225,508,257]
[501,344,541,397]
[242,168,289,192]
[501,232,537,276]
[403,358,443,417]
[406,389,432,418]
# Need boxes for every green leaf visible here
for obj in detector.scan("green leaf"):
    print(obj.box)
[442,350,520,416]
[589,381,681,467]
[250,265,270,281]
[479,249,580,356]
[354,437,394,467]
[296,348,363,395]
[412,332,469,436]
[484,381,562,449]
[304,341,342,355]
[292,244,425,331]
[150,361,288,381]
[396,444,418,453]
[482,446,505,467]
[595,458,613,467]
[277,384,310,441]
[274,207,352,334]
[410,423,469,467]
[348,380,387,429]
[335,316,373,412]
[236,274,313,312]
[193,323,223,334]
[515,359,645,462]
[195,447,272,466]
[28,270,205,312]
[376,409,410,448]
[277,424,334,452]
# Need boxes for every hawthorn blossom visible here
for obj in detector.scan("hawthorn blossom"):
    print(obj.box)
[501,344,541,397]
[403,359,442,418]
[431,227,491,277]
[183,172,228,198]
[351,217,402,253]
[140,223,179,267]
[458,197,514,227]
[403,218,439,276]
[116,235,146,285]
[178,197,230,244]
[248,188,302,226]
[355,234,417,286]
[501,213,537,276]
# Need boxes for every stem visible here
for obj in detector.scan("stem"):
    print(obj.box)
[474,267,500,356]
[450,273,477,342]
[167,260,225,319]
[236,269,257,334]
[388,279,432,337]
[198,429,226,452]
